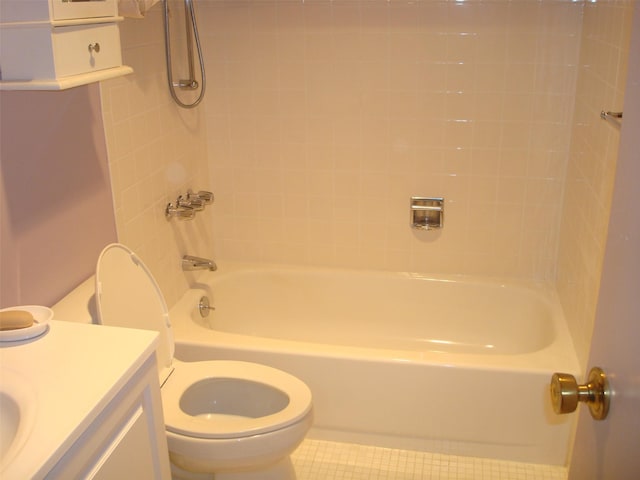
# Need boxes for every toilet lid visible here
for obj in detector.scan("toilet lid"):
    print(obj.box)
[95,243,174,378]
[162,360,313,439]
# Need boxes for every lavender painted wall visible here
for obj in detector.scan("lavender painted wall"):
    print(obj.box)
[0,84,117,308]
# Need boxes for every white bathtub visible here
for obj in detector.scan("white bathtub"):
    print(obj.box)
[171,263,580,466]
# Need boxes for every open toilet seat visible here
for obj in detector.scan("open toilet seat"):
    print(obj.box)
[162,359,313,439]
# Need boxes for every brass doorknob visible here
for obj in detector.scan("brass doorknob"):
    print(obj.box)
[550,367,610,420]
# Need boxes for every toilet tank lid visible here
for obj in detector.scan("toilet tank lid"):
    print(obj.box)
[95,243,174,372]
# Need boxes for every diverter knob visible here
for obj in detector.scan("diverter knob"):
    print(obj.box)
[550,367,610,420]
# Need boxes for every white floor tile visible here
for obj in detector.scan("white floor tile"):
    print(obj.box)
[292,439,567,480]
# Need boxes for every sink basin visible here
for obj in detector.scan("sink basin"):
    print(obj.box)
[0,369,36,472]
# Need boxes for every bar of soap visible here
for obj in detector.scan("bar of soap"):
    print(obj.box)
[0,310,35,330]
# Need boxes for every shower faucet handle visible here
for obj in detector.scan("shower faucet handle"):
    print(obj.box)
[166,190,214,220]
[165,202,196,220]
[189,190,214,204]
[178,194,205,211]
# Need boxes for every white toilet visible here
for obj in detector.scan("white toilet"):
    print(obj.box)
[95,244,313,480]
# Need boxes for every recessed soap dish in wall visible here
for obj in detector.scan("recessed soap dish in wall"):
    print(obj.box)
[410,197,444,230]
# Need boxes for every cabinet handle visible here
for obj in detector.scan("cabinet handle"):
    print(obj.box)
[88,43,100,54]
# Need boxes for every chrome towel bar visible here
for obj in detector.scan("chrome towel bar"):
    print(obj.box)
[600,110,623,120]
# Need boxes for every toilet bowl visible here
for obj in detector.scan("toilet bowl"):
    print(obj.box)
[95,244,313,479]
[164,360,313,479]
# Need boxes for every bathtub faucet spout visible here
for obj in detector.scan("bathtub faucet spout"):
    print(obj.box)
[182,255,217,272]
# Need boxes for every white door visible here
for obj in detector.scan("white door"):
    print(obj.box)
[567,5,640,479]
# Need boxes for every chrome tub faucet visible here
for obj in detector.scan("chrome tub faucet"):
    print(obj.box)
[182,255,217,271]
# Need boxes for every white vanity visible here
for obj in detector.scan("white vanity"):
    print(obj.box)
[0,0,132,90]
[0,320,171,479]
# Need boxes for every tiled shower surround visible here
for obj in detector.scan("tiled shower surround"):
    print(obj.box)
[203,0,581,278]
[100,1,633,370]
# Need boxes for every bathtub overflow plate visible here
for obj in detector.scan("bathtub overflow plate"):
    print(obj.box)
[198,296,215,318]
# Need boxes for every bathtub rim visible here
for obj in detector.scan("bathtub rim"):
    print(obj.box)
[172,261,581,375]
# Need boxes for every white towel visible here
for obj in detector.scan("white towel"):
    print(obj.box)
[118,0,160,18]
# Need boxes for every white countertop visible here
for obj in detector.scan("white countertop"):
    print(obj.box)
[0,319,158,479]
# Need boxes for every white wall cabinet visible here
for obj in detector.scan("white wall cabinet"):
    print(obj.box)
[0,0,132,90]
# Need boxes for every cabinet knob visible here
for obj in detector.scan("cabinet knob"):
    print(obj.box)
[88,43,100,53]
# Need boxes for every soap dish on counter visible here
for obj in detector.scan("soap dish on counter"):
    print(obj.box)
[0,306,53,342]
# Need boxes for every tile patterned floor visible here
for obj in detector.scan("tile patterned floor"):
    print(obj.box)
[292,439,567,480]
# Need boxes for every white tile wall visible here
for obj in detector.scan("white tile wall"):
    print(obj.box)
[556,0,635,367]
[100,5,213,306]
[200,0,584,279]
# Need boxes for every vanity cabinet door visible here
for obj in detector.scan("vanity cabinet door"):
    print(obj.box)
[45,356,171,479]
[90,405,158,480]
